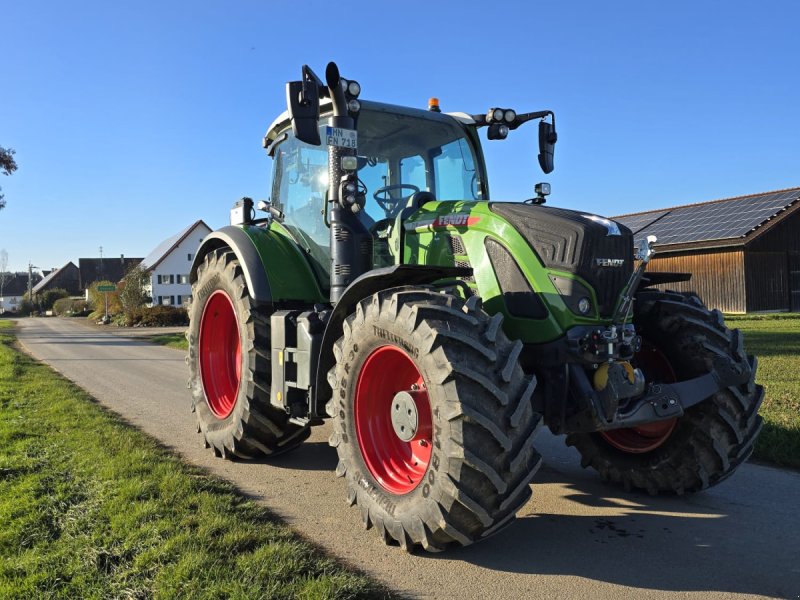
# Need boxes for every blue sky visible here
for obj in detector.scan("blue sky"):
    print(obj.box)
[1,0,798,273]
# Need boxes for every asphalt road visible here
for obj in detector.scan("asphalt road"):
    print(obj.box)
[15,317,800,600]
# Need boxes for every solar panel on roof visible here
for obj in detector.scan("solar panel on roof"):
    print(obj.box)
[614,209,671,234]
[619,189,800,247]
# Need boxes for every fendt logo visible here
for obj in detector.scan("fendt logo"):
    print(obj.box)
[595,258,625,268]
[433,214,480,227]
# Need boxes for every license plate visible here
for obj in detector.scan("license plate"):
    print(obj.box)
[325,126,357,149]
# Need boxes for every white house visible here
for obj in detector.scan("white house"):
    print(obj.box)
[140,220,212,307]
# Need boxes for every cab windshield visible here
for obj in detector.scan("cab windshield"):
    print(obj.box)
[270,107,482,254]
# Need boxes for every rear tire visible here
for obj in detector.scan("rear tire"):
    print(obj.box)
[566,290,763,495]
[326,289,542,551]
[187,249,310,459]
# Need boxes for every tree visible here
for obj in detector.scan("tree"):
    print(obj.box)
[119,264,150,316]
[0,147,18,211]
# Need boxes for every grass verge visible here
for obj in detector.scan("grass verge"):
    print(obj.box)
[148,332,188,351]
[728,314,800,469]
[0,321,391,599]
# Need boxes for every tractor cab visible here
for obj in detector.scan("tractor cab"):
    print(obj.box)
[264,101,487,276]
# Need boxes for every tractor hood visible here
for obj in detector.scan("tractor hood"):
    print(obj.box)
[489,202,634,317]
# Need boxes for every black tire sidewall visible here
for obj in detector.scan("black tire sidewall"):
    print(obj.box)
[188,256,252,443]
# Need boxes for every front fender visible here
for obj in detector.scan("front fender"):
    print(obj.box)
[191,225,327,306]
[191,226,272,304]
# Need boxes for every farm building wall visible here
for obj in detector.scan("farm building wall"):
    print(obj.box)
[744,252,789,312]
[643,248,746,313]
[745,210,800,312]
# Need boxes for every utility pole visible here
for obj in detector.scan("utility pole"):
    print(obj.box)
[99,245,104,280]
[27,262,38,312]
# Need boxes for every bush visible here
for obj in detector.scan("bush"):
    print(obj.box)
[53,298,90,317]
[119,264,150,316]
[88,280,122,319]
[52,297,73,316]
[40,288,69,311]
[18,299,34,315]
[126,305,189,327]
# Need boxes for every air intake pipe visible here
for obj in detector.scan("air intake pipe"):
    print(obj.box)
[325,62,372,303]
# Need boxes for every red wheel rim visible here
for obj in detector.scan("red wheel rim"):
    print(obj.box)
[199,290,241,419]
[600,340,679,453]
[354,345,433,495]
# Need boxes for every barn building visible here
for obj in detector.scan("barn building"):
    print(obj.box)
[78,256,143,292]
[614,187,800,313]
[31,262,80,296]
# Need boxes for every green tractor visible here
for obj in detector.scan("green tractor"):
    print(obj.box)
[187,62,762,551]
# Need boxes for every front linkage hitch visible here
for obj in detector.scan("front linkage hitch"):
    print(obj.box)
[564,338,752,433]
[561,234,753,434]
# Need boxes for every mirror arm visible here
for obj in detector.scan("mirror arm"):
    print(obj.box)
[470,114,488,126]
[510,110,554,130]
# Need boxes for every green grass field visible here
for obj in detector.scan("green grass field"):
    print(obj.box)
[149,332,188,351]
[725,314,800,468]
[0,321,390,599]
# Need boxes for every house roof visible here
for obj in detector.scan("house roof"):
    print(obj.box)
[78,257,143,289]
[32,262,76,294]
[4,272,42,296]
[140,220,212,271]
[613,187,800,251]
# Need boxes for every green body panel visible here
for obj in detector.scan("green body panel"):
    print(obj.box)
[241,223,327,304]
[402,201,613,344]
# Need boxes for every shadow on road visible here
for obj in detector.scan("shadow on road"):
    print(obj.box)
[433,466,796,597]
[217,433,797,597]
[20,334,156,347]
[253,442,339,472]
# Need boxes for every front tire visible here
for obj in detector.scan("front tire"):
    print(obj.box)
[327,289,542,551]
[566,290,763,495]
[187,249,310,459]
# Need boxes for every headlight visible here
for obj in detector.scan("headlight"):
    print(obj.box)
[492,108,504,122]
[347,80,361,97]
[504,109,516,123]
[549,275,596,317]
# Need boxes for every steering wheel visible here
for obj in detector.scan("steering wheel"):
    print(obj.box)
[373,184,420,214]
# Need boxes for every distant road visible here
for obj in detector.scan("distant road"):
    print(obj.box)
[17,317,800,600]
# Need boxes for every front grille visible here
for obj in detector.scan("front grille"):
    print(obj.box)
[588,238,632,316]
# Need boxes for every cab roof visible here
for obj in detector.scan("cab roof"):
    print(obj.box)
[263,99,476,149]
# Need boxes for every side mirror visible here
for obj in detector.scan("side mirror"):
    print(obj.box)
[286,65,323,146]
[537,119,557,174]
